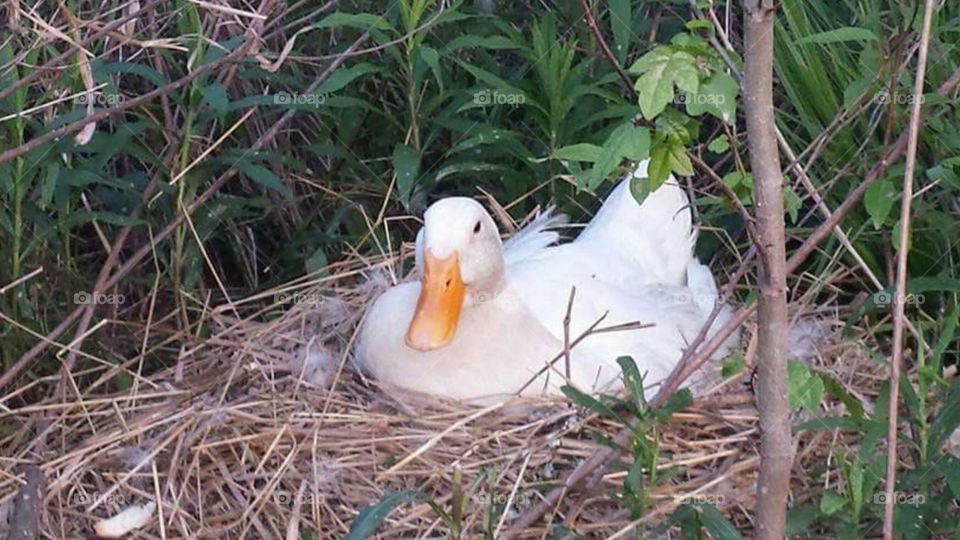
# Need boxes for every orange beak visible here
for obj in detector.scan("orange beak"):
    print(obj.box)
[405,250,466,351]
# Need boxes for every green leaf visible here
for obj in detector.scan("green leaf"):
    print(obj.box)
[201,83,229,113]
[419,46,443,92]
[707,135,729,154]
[584,124,650,188]
[927,377,960,461]
[314,12,391,31]
[654,388,692,420]
[648,142,672,189]
[721,353,745,378]
[629,174,651,205]
[685,73,738,123]
[609,0,631,64]
[392,144,420,209]
[784,185,801,223]
[864,178,897,229]
[235,161,293,201]
[305,247,328,275]
[344,491,423,540]
[40,162,59,206]
[697,504,743,540]
[554,143,602,163]
[630,46,699,119]
[787,360,824,413]
[315,63,378,95]
[819,490,846,515]
[561,385,620,419]
[795,27,879,46]
[617,356,646,408]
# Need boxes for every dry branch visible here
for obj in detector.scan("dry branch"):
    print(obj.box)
[882,0,938,538]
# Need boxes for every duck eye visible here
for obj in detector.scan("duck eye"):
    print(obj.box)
[473,221,482,234]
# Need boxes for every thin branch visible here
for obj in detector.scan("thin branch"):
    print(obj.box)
[883,0,937,537]
[577,0,639,102]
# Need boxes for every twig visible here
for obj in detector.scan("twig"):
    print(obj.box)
[563,286,576,379]
[883,0,937,537]
[576,0,639,102]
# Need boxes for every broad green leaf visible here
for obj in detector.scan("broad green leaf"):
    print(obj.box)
[795,27,879,46]
[554,143,602,163]
[392,144,420,208]
[630,47,699,119]
[648,142,672,189]
[629,174,651,205]
[819,490,846,515]
[864,178,897,229]
[787,360,824,413]
[584,124,650,188]
[685,73,738,123]
[344,491,423,540]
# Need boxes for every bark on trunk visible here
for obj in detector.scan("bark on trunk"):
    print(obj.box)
[743,1,794,538]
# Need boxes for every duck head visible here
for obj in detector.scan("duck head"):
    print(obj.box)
[405,197,505,351]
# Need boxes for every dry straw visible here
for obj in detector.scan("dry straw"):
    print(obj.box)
[0,244,885,538]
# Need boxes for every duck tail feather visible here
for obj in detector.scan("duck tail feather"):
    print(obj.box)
[503,206,568,265]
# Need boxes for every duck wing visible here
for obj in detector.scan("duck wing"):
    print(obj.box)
[576,160,696,287]
[502,206,567,266]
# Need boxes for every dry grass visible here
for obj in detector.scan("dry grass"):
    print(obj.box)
[0,246,886,539]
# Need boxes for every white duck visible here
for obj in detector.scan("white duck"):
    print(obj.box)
[357,161,732,402]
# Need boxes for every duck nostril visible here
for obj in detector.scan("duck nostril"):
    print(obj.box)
[445,279,452,288]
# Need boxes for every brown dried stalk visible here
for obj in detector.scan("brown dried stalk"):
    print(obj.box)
[882,0,938,537]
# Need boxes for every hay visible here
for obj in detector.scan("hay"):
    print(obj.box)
[0,250,884,538]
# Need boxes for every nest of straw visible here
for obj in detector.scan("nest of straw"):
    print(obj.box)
[0,249,885,539]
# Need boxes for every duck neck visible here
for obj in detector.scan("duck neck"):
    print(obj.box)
[467,261,507,306]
